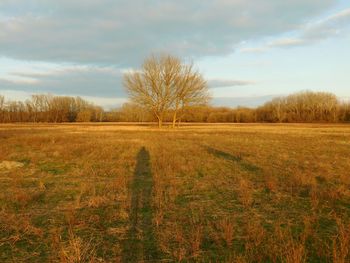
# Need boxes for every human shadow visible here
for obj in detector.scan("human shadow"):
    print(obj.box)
[206,147,261,173]
[122,147,160,262]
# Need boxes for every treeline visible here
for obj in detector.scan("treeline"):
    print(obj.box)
[1,91,350,123]
[107,91,350,123]
[256,91,349,123]
[0,94,103,123]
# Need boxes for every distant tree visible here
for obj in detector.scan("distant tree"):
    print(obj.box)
[257,91,340,123]
[118,103,151,122]
[0,91,347,124]
[91,106,105,122]
[48,96,72,122]
[0,94,104,123]
[339,102,350,122]
[230,107,256,123]
[0,95,5,122]
[0,95,4,109]
[76,110,92,122]
[123,54,210,128]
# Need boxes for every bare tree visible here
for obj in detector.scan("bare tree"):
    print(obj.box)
[30,94,50,122]
[0,95,5,122]
[172,63,210,127]
[0,95,4,109]
[0,94,104,123]
[76,110,92,122]
[123,55,182,127]
[257,91,340,123]
[118,103,151,122]
[339,101,350,122]
[123,54,210,128]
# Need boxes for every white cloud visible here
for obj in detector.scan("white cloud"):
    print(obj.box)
[0,77,39,85]
[268,38,306,48]
[240,47,268,53]
[208,79,255,88]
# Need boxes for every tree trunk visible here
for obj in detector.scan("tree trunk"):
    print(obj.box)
[158,118,162,128]
[154,111,163,128]
[177,118,182,127]
[172,110,177,128]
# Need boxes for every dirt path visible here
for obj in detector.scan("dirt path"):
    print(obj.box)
[122,147,160,262]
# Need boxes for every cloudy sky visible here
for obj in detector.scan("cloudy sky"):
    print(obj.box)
[1,0,349,108]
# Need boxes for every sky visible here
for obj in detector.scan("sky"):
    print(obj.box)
[0,0,349,109]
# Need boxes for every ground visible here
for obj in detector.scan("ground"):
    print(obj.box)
[0,123,349,262]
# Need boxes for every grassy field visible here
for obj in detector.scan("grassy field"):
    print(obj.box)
[0,123,349,262]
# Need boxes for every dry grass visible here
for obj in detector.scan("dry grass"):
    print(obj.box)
[0,123,349,262]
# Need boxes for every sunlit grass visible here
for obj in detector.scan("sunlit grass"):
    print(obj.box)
[0,123,349,262]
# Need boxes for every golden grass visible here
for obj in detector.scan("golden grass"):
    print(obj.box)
[0,123,349,262]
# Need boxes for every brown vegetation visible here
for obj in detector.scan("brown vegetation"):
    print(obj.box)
[1,91,350,124]
[0,123,349,262]
[0,94,103,123]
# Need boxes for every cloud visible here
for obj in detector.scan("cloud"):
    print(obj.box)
[242,8,350,52]
[301,8,350,40]
[240,47,268,53]
[0,65,124,97]
[0,0,337,65]
[268,38,306,48]
[208,79,255,88]
[1,66,256,97]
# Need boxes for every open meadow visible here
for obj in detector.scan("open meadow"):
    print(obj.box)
[0,123,349,262]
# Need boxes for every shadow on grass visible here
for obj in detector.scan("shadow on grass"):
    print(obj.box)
[206,147,261,173]
[122,147,160,262]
